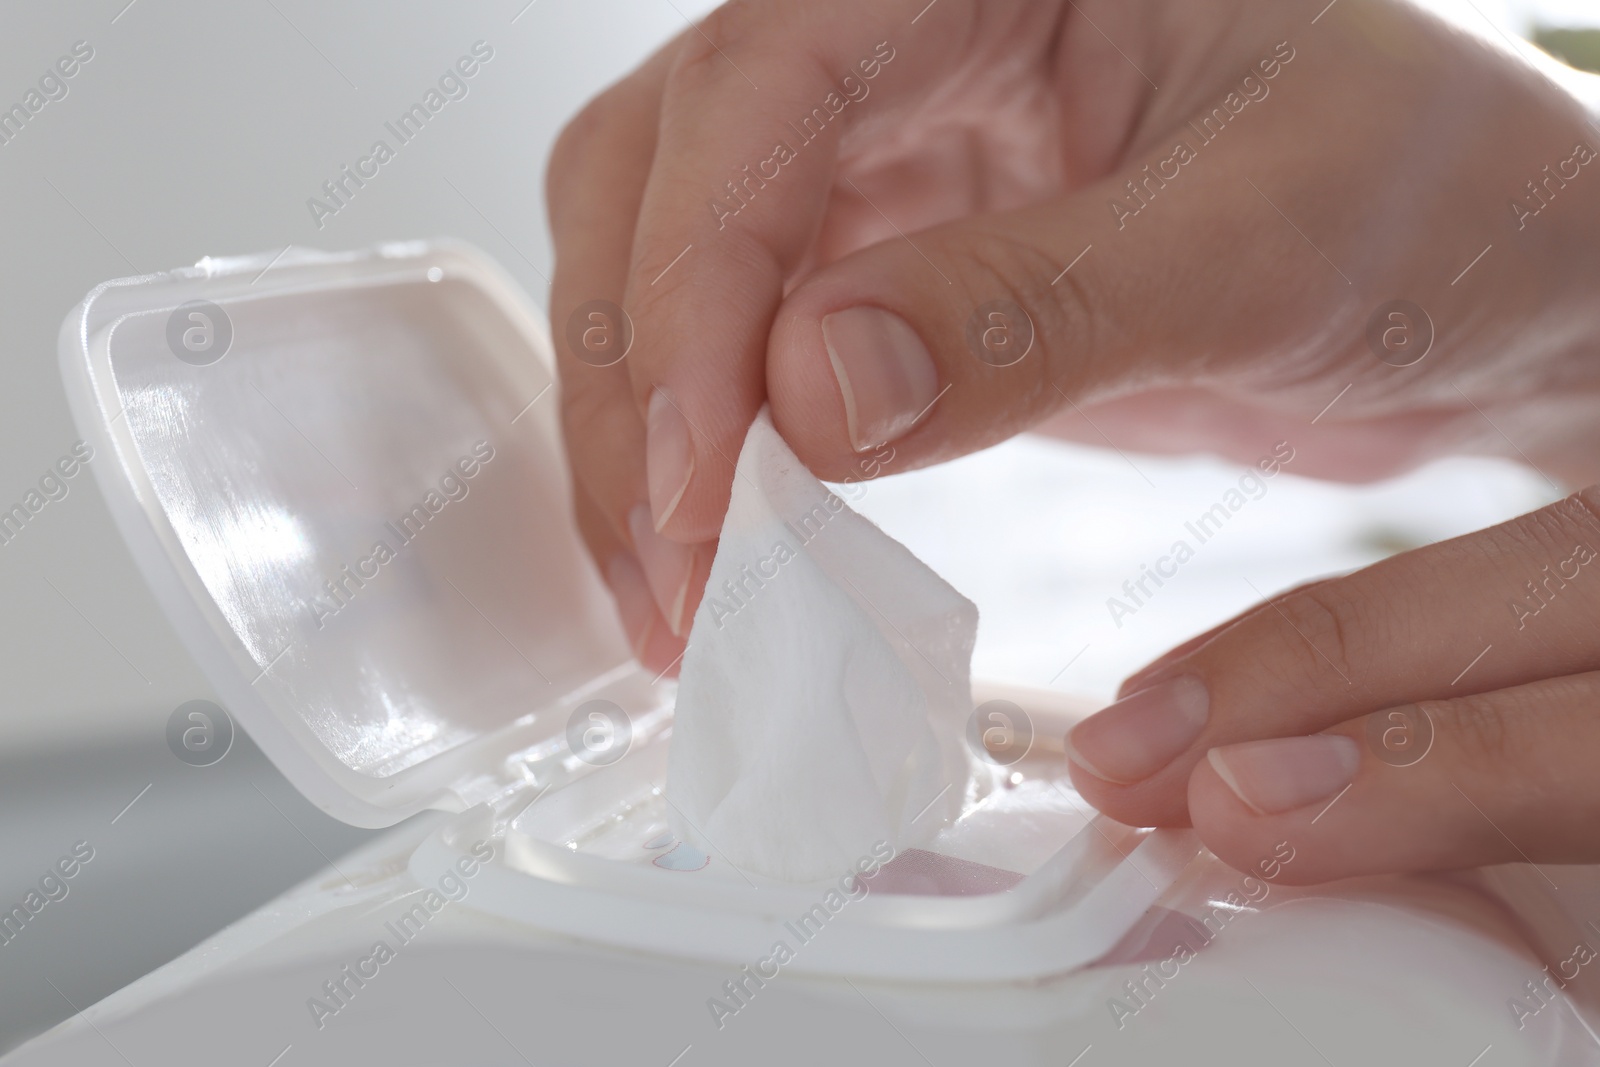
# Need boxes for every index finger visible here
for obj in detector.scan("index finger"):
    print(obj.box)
[620,0,1033,543]
[1066,490,1600,827]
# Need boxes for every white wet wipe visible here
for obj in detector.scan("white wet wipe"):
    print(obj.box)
[666,408,978,883]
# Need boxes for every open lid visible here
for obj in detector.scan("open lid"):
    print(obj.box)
[59,241,642,827]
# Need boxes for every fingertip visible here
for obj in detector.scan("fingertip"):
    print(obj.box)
[606,550,688,677]
[606,552,662,654]
[1187,743,1352,888]
[638,619,687,678]
[769,297,941,489]
[1204,736,1361,818]
[768,294,859,480]
[1063,757,1196,830]
[1187,757,1299,882]
[626,505,717,637]
[645,388,696,531]
[820,305,939,453]
[1187,747,1264,829]
[629,507,689,635]
[639,384,752,545]
[767,215,1065,485]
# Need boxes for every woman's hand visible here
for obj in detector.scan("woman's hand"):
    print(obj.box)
[1066,488,1600,881]
[545,0,1600,874]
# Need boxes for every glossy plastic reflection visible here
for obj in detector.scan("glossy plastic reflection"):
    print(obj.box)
[108,278,617,777]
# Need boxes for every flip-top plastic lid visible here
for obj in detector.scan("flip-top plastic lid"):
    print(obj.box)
[60,241,638,826]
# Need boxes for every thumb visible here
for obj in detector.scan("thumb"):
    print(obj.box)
[767,189,1122,479]
[764,156,1362,482]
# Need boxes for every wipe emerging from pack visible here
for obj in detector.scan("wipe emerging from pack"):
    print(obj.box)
[666,408,978,883]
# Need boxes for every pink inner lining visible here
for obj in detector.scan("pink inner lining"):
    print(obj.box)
[863,848,1024,897]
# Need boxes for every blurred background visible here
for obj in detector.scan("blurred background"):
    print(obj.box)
[0,0,1595,1053]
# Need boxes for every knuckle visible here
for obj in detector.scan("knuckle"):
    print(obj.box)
[1047,266,1104,364]
[1555,490,1600,551]
[695,0,762,50]
[1484,497,1600,634]
[1262,585,1364,690]
[1574,486,1600,532]
[1429,694,1518,770]
[666,0,765,90]
[945,230,1101,402]
[954,230,1078,320]
[1499,493,1600,565]
[1432,677,1586,774]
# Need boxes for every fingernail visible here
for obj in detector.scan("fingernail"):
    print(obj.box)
[646,389,695,531]
[629,504,694,637]
[1208,735,1361,816]
[821,306,938,452]
[606,552,659,659]
[1065,676,1210,784]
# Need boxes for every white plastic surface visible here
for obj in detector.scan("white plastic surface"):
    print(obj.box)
[58,242,637,826]
[429,771,1200,982]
